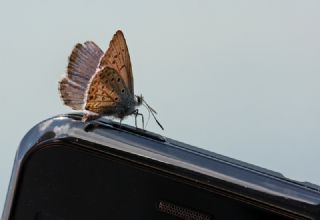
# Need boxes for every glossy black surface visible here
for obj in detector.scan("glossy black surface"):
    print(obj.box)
[2,113,320,219]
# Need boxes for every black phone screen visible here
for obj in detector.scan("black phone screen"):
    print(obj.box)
[10,142,293,220]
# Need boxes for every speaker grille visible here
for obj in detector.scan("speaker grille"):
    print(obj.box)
[158,201,211,220]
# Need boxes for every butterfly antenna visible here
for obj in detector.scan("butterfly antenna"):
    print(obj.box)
[142,100,164,130]
[142,103,151,128]
[143,99,158,114]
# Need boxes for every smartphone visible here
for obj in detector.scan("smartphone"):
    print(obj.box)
[2,113,320,219]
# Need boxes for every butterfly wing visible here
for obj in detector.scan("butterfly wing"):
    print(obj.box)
[99,30,134,94]
[84,67,132,115]
[59,41,103,110]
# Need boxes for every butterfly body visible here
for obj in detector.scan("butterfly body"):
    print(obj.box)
[59,30,163,129]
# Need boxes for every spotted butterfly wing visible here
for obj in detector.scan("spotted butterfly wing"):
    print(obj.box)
[83,30,135,120]
[99,30,134,94]
[84,66,133,117]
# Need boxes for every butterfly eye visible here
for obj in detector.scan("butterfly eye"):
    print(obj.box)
[117,78,120,82]
[121,89,125,93]
[115,97,118,101]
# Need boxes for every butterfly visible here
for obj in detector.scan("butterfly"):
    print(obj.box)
[59,30,163,130]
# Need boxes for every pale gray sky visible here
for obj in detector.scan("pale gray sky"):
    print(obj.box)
[1,0,320,212]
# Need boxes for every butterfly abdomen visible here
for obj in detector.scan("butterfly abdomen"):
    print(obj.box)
[59,41,104,110]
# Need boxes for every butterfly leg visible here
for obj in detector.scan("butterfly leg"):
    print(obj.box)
[135,115,137,128]
[134,109,145,130]
[140,112,145,130]
[134,110,138,128]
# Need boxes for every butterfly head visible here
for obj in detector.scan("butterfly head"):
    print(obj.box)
[135,94,144,106]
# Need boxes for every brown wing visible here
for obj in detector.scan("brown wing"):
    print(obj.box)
[85,67,131,114]
[59,41,103,110]
[99,30,134,94]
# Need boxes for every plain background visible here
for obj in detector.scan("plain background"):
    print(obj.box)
[0,0,319,212]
